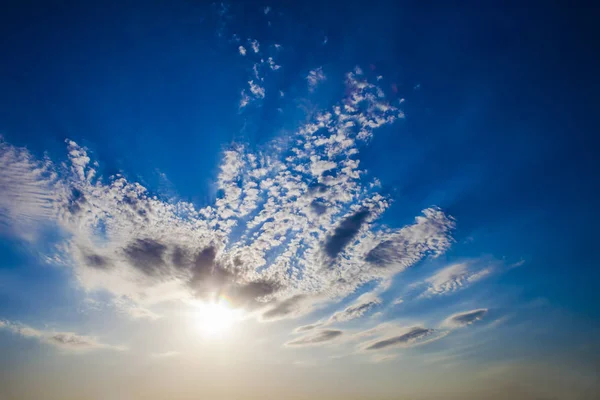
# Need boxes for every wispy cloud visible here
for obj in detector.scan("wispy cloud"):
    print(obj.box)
[0,320,125,352]
[328,293,381,324]
[418,261,493,298]
[307,67,326,91]
[286,329,343,347]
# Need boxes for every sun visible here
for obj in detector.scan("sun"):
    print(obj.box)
[196,297,238,336]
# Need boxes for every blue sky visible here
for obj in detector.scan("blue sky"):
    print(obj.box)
[0,2,599,400]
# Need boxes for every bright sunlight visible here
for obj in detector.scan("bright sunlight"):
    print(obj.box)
[196,297,239,336]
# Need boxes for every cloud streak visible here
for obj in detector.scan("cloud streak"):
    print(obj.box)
[286,329,343,347]
[441,309,488,329]
[0,320,124,352]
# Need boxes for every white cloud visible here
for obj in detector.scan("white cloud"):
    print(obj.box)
[420,261,493,297]
[238,45,247,56]
[248,80,265,98]
[249,39,260,53]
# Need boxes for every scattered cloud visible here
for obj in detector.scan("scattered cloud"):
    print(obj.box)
[238,45,246,55]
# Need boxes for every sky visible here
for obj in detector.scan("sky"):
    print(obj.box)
[0,1,599,400]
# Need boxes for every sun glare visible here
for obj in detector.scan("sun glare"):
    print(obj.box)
[196,298,238,336]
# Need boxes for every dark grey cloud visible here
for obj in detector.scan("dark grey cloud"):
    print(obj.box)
[365,327,433,350]
[66,187,87,215]
[48,333,97,348]
[307,182,328,195]
[189,246,224,285]
[123,238,167,276]
[365,240,395,266]
[310,200,328,216]
[443,309,488,329]
[324,209,370,258]
[234,280,281,302]
[84,253,109,269]
[262,295,305,320]
[171,246,189,269]
[184,246,283,307]
[286,329,343,346]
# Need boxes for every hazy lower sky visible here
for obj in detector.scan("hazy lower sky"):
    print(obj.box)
[0,2,598,400]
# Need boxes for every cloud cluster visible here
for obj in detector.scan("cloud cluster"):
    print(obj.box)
[0,320,124,351]
[0,69,454,325]
[236,37,282,108]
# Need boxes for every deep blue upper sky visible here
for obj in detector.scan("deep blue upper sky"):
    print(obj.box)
[0,2,599,399]
[2,1,597,308]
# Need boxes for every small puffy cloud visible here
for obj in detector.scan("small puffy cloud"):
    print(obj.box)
[249,39,260,53]
[0,320,124,352]
[307,67,326,91]
[240,90,250,108]
[248,80,265,98]
[238,45,247,56]
[441,309,488,329]
[286,329,343,347]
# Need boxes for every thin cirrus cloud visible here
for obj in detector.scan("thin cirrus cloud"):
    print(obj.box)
[0,320,125,352]
[286,329,343,347]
